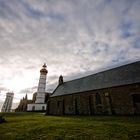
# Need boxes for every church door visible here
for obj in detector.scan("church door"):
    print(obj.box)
[89,95,94,115]
[32,106,35,111]
[57,100,65,115]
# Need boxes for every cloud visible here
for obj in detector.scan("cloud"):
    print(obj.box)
[0,87,8,92]
[19,86,38,94]
[0,0,140,108]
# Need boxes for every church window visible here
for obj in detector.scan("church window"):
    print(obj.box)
[96,93,102,105]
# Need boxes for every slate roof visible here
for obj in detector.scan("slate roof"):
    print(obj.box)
[51,61,140,97]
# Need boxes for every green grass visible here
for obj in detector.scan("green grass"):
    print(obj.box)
[0,113,140,140]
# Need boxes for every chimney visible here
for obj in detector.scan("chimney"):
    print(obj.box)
[59,75,63,85]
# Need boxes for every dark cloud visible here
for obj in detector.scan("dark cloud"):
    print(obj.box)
[0,87,8,91]
[19,86,38,94]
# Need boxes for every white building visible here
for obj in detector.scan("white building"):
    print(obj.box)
[27,63,48,111]
[1,92,14,112]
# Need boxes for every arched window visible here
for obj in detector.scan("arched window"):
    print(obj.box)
[96,93,102,105]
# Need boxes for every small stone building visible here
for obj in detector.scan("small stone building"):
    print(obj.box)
[16,92,50,112]
[47,61,140,115]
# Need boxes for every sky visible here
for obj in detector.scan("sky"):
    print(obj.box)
[0,0,140,110]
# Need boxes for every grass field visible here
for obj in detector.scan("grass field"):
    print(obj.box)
[0,113,140,140]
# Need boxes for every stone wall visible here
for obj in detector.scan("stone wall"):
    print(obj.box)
[47,83,140,115]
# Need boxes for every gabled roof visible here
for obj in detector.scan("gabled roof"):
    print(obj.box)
[51,61,140,97]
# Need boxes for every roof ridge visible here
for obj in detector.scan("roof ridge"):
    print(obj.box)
[62,61,140,84]
[51,60,140,97]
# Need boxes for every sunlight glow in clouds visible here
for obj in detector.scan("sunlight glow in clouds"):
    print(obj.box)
[3,72,35,93]
[0,0,140,110]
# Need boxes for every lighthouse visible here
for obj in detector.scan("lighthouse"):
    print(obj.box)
[35,63,48,103]
[27,63,48,111]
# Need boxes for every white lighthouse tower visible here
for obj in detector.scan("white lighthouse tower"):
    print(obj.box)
[1,92,14,112]
[35,63,48,103]
[27,63,48,111]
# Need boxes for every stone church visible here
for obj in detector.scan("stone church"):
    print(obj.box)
[46,61,140,115]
